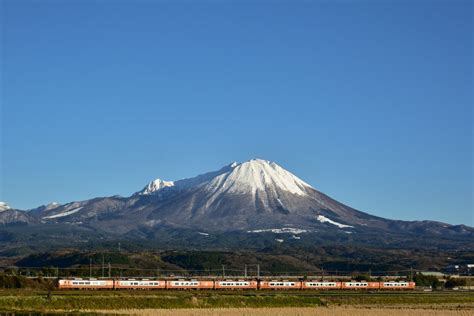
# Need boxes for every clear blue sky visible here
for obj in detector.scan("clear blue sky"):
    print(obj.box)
[1,0,472,225]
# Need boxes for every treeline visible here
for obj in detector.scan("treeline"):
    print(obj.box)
[0,274,54,289]
[413,273,467,289]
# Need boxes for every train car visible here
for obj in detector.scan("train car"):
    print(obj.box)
[341,281,380,290]
[58,279,114,290]
[259,280,302,290]
[301,281,342,290]
[379,281,415,290]
[166,280,214,290]
[114,279,166,289]
[214,280,258,290]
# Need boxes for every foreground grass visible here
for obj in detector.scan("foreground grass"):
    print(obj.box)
[0,290,472,313]
[102,307,474,316]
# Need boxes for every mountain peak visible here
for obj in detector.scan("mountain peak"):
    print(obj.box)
[45,202,61,210]
[205,158,313,196]
[139,179,175,195]
[0,202,11,212]
[134,159,312,197]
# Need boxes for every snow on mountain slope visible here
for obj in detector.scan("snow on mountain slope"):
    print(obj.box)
[135,162,238,196]
[316,215,353,228]
[45,202,61,210]
[43,207,83,219]
[135,159,312,197]
[247,228,308,234]
[204,159,313,196]
[0,202,11,212]
[139,179,175,195]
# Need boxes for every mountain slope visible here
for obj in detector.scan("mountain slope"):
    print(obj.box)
[0,202,36,226]
[20,159,472,239]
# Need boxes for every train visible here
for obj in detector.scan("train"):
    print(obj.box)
[58,279,415,290]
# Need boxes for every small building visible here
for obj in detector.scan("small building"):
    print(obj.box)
[420,271,445,278]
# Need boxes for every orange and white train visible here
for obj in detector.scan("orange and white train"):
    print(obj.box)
[58,279,415,290]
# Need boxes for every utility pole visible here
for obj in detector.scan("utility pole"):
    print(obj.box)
[108,262,111,278]
[257,264,260,279]
[244,265,247,278]
[222,265,225,278]
[102,253,105,278]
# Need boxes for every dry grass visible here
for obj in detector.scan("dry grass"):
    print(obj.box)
[94,306,474,316]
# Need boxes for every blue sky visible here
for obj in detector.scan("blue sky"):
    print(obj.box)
[1,0,472,225]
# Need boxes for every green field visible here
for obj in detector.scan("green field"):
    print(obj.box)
[0,290,473,313]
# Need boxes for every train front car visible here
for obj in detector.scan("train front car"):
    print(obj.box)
[214,280,258,290]
[341,281,380,290]
[380,281,416,290]
[166,280,214,290]
[259,280,302,290]
[302,281,342,290]
[58,279,114,290]
[114,279,166,290]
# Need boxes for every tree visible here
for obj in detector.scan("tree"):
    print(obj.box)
[413,273,442,288]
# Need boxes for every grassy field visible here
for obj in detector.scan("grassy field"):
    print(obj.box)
[0,290,472,313]
[102,307,474,316]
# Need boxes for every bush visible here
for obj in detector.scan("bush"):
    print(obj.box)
[354,274,372,282]
[444,277,466,288]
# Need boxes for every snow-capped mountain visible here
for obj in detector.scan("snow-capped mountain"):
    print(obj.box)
[20,158,471,238]
[129,158,387,231]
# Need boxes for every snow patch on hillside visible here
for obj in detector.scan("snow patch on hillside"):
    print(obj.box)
[316,215,353,228]
[43,207,83,219]
[247,227,308,234]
